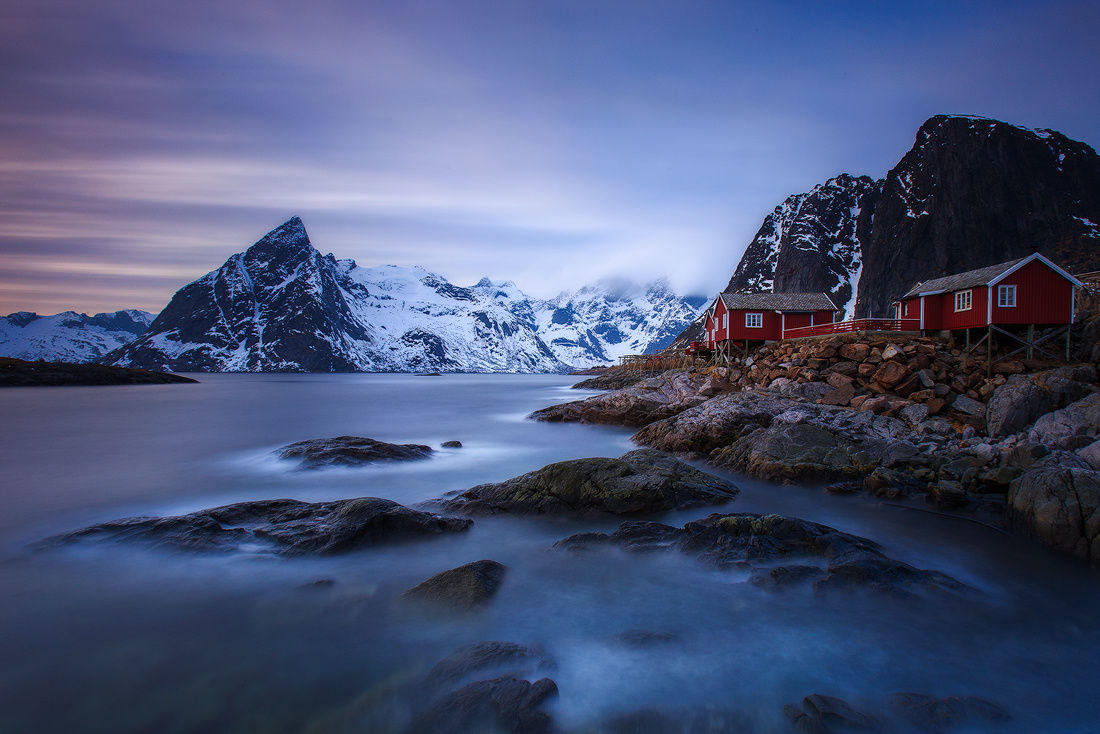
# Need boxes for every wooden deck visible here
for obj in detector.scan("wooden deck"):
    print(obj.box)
[780,318,922,339]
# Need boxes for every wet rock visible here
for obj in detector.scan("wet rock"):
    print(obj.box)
[888,692,1010,732]
[406,676,557,734]
[1027,392,1100,450]
[425,642,554,689]
[279,436,432,469]
[632,390,792,455]
[531,370,708,427]
[711,422,865,481]
[556,513,967,597]
[1080,439,1100,469]
[784,694,880,733]
[926,481,968,510]
[41,497,472,555]
[440,449,738,516]
[950,394,985,417]
[301,578,336,589]
[1007,451,1100,563]
[572,370,651,390]
[748,564,825,589]
[441,440,463,448]
[401,560,507,610]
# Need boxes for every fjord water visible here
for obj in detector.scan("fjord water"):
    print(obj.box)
[1,375,1098,733]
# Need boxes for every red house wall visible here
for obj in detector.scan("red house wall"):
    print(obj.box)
[939,285,989,329]
[726,309,782,340]
[813,310,836,325]
[992,260,1075,325]
[783,312,812,332]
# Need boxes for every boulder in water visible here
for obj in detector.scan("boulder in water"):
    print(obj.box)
[401,560,507,610]
[406,676,557,734]
[279,435,432,469]
[39,497,471,555]
[439,449,738,516]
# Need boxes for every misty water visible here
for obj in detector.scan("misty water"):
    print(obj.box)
[1,374,1098,733]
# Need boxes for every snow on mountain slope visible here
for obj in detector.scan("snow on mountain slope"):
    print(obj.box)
[103,218,701,372]
[0,310,153,362]
[726,173,877,320]
[533,279,707,365]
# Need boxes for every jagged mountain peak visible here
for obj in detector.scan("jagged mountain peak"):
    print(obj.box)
[96,219,702,372]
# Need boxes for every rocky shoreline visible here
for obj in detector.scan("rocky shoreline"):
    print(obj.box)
[533,333,1100,564]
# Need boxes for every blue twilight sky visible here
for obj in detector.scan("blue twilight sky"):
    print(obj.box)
[1,0,1098,313]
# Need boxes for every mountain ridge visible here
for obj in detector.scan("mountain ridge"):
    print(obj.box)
[96,218,702,372]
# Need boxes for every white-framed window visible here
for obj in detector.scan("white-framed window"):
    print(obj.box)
[745,312,763,328]
[954,290,972,312]
[998,284,1017,307]
[722,312,728,329]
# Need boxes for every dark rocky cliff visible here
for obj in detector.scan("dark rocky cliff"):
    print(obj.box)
[680,115,1100,345]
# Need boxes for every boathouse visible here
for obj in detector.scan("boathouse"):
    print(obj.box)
[703,292,838,348]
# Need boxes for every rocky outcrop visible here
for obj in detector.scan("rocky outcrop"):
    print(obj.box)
[555,513,968,597]
[986,366,1096,437]
[784,694,879,733]
[1007,452,1100,563]
[0,356,196,387]
[405,676,557,734]
[782,692,1009,734]
[572,370,653,390]
[532,370,709,427]
[40,497,471,555]
[439,449,738,516]
[279,436,433,469]
[889,692,1010,733]
[401,560,507,610]
[1027,391,1100,450]
[424,642,554,690]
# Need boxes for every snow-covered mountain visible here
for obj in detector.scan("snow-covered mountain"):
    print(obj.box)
[102,217,702,372]
[0,310,153,362]
[727,173,876,320]
[534,279,707,365]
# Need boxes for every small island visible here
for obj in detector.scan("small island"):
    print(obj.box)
[0,357,196,387]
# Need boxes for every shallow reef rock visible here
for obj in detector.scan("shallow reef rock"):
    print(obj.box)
[40,497,471,555]
[555,513,968,598]
[439,449,738,516]
[784,694,880,733]
[401,559,507,610]
[571,370,653,390]
[531,370,709,426]
[1007,451,1100,563]
[279,435,433,469]
[589,706,748,733]
[424,642,555,690]
[405,676,558,734]
[889,692,1010,733]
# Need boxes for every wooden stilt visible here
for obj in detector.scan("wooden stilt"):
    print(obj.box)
[1026,324,1034,360]
[987,326,993,377]
[1066,327,1071,362]
[965,328,970,349]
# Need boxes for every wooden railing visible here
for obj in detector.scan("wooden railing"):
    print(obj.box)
[781,318,921,339]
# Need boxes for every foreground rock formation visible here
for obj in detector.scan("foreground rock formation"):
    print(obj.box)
[555,512,968,598]
[439,449,738,516]
[40,497,471,555]
[0,356,196,387]
[783,691,1010,733]
[535,332,1100,563]
[279,436,433,469]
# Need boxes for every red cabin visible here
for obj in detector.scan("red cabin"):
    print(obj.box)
[890,253,1083,333]
[703,292,838,348]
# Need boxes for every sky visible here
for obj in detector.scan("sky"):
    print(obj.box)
[1,0,1098,315]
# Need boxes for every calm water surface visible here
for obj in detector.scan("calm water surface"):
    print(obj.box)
[1,374,1098,733]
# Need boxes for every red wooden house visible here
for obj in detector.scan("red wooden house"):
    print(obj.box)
[703,292,838,348]
[891,253,1082,332]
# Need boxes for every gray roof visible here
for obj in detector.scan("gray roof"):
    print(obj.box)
[718,292,837,311]
[900,256,1030,299]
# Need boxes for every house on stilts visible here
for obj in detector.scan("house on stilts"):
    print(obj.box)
[890,252,1084,361]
